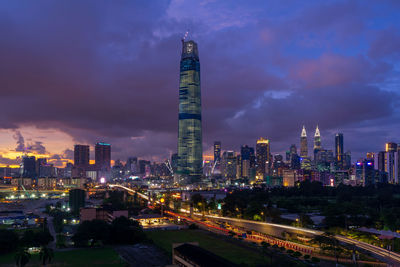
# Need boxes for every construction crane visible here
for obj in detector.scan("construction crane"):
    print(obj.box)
[165,159,174,175]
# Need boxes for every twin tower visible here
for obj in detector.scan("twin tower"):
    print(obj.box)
[300,125,321,158]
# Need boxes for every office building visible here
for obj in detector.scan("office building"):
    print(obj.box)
[240,145,255,179]
[69,188,86,215]
[74,145,90,168]
[126,157,138,175]
[95,142,111,171]
[256,137,270,179]
[20,156,36,178]
[213,141,221,172]
[335,133,344,169]
[313,125,321,159]
[385,142,398,184]
[221,151,236,179]
[177,39,203,184]
[300,126,308,157]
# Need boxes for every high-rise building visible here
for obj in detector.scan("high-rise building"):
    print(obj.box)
[240,145,255,178]
[74,145,90,168]
[378,151,385,172]
[256,138,270,179]
[95,142,111,171]
[313,126,321,159]
[363,159,375,186]
[177,39,203,184]
[69,188,86,215]
[300,126,308,157]
[236,155,242,179]
[290,144,297,155]
[171,153,179,174]
[385,142,398,184]
[221,151,236,179]
[20,156,36,178]
[126,157,138,175]
[335,133,344,169]
[213,141,221,171]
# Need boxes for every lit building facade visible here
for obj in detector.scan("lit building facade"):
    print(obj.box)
[335,133,344,169]
[177,39,203,184]
[213,141,221,173]
[385,142,398,184]
[256,137,270,179]
[313,125,321,160]
[300,126,308,157]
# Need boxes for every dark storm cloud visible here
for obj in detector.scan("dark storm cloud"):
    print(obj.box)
[0,0,399,161]
[27,141,46,154]
[13,130,25,152]
[0,155,19,165]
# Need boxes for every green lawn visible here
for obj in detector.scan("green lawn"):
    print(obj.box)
[147,229,267,266]
[0,247,124,267]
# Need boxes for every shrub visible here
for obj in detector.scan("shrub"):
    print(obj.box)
[292,251,302,258]
[303,254,310,259]
[279,246,285,251]
[311,257,320,263]
[286,249,294,254]
[188,223,198,230]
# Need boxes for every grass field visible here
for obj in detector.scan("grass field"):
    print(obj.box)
[146,229,268,266]
[0,247,124,267]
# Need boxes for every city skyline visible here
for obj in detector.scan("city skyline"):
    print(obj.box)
[0,1,399,165]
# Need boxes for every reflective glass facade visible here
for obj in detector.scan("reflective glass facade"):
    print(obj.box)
[177,40,203,184]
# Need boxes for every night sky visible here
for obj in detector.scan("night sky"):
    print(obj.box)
[0,0,399,166]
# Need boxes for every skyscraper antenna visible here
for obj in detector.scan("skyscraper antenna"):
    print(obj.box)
[183,31,189,41]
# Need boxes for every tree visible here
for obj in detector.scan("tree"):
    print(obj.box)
[34,230,54,247]
[260,241,272,264]
[313,232,342,264]
[298,214,313,228]
[191,193,205,211]
[15,248,30,267]
[39,246,54,266]
[109,216,146,244]
[56,234,66,248]
[0,229,19,254]
[21,230,35,248]
[72,219,110,247]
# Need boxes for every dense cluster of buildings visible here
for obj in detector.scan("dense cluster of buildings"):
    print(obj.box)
[205,126,398,187]
[1,39,399,189]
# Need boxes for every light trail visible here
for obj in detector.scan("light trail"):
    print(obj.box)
[110,184,400,264]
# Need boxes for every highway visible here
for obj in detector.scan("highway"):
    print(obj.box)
[110,184,400,265]
[202,214,400,265]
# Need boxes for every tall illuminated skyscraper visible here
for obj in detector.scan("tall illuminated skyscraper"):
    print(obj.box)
[177,39,203,184]
[213,141,221,171]
[385,142,398,184]
[313,125,321,160]
[314,126,321,150]
[335,133,344,169]
[300,126,308,157]
[256,137,270,178]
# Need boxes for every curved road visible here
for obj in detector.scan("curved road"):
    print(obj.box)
[203,214,400,265]
[110,184,400,265]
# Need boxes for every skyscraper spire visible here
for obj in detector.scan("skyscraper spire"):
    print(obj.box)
[314,125,320,137]
[301,125,307,137]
